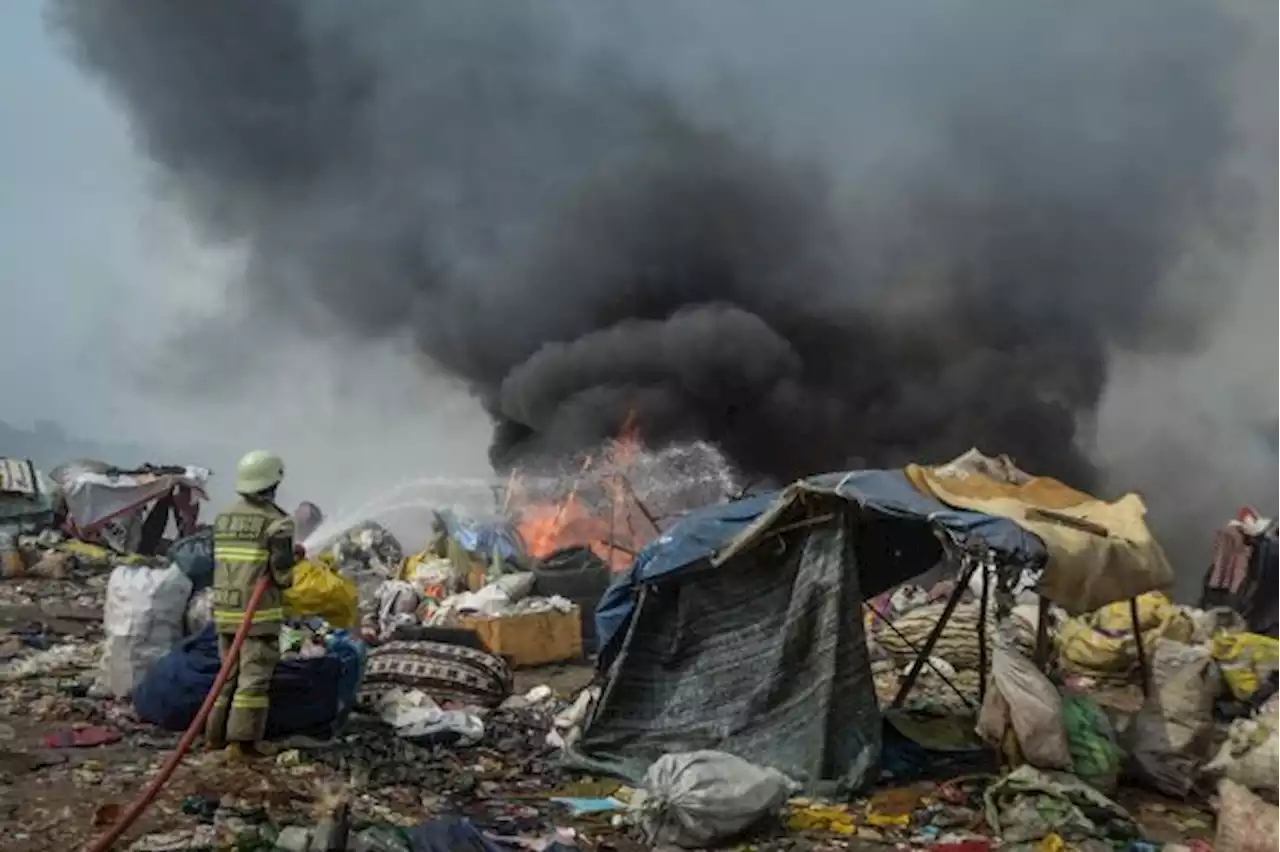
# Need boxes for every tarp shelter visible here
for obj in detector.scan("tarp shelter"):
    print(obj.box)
[51,461,209,553]
[0,458,56,535]
[906,449,1174,614]
[571,469,1046,792]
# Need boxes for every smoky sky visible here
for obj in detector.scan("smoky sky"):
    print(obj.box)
[47,0,1259,491]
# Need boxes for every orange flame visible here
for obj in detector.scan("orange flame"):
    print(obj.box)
[511,414,657,571]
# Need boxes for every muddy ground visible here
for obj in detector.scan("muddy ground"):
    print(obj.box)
[0,575,1218,852]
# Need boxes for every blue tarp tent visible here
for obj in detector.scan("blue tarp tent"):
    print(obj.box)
[569,467,1047,793]
[594,468,1045,658]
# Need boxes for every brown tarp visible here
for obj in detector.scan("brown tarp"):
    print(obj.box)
[906,449,1173,614]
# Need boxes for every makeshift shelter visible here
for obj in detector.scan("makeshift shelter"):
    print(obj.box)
[903,449,1176,693]
[50,461,209,554]
[905,449,1174,615]
[571,469,1045,791]
[0,458,56,535]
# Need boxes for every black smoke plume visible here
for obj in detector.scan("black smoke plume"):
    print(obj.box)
[48,0,1256,493]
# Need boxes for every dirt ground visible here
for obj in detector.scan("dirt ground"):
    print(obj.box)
[0,654,605,852]
[0,589,1221,852]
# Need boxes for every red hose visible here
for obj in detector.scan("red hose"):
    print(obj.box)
[84,574,273,852]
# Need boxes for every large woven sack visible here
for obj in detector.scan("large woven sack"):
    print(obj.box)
[976,643,1072,770]
[633,750,792,848]
[98,563,193,697]
[1205,694,1279,794]
[1215,779,1280,852]
[1129,639,1220,796]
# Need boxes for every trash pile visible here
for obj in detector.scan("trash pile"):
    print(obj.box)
[0,447,1277,851]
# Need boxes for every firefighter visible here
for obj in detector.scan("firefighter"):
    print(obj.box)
[205,450,296,760]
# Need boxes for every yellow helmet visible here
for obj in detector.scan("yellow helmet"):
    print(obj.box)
[235,450,285,495]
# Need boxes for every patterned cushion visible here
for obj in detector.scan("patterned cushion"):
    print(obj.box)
[357,640,512,710]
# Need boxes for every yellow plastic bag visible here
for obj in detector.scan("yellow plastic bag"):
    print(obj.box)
[788,802,857,835]
[1058,591,1192,675]
[1094,592,1171,633]
[283,559,359,629]
[1213,632,1280,701]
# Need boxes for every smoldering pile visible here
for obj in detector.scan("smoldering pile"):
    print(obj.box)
[50,0,1256,493]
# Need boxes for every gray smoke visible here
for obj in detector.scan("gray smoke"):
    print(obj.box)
[48,1,1275,565]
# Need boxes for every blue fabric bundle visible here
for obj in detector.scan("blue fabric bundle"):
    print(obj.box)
[133,625,364,737]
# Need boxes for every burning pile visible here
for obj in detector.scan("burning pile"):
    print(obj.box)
[505,419,739,571]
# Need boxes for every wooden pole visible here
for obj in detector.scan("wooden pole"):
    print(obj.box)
[892,556,979,710]
[978,555,990,702]
[1033,595,1052,668]
[1131,596,1150,697]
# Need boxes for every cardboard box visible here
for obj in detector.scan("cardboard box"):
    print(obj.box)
[458,606,583,668]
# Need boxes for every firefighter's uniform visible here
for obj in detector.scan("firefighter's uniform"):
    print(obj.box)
[205,451,295,751]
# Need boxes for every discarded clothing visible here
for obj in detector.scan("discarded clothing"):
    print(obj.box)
[323,522,405,578]
[43,725,121,748]
[983,765,1138,849]
[1209,525,1254,597]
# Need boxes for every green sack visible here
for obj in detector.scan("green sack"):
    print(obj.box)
[1062,694,1123,793]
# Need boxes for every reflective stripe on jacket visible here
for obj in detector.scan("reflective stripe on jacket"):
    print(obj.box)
[211,497,295,637]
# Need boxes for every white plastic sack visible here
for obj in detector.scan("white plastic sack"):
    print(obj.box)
[632,750,792,848]
[976,642,1073,770]
[98,563,193,697]
[1130,639,1220,797]
[1215,778,1280,852]
[1205,695,1279,794]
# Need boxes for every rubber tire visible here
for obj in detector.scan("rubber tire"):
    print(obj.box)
[532,547,612,652]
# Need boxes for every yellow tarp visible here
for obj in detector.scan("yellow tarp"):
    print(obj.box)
[906,449,1173,614]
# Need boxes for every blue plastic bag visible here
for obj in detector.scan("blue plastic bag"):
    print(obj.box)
[167,529,214,592]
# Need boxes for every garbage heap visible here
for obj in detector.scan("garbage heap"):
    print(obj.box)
[1,448,1278,852]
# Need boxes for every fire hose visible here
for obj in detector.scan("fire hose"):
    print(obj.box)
[84,573,273,852]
